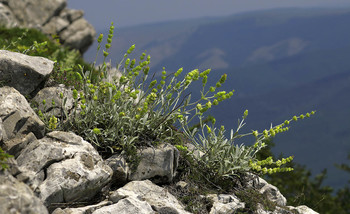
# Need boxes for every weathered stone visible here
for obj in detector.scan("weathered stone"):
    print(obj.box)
[60,8,84,23]
[15,131,113,207]
[246,174,287,207]
[5,0,66,27]
[287,205,319,214]
[110,180,190,214]
[93,196,155,214]
[3,132,37,158]
[0,170,49,214]
[129,143,179,184]
[0,3,18,27]
[32,85,74,118]
[42,16,70,34]
[0,87,45,139]
[52,201,112,214]
[0,117,6,142]
[59,18,96,53]
[0,50,54,95]
[105,153,130,186]
[207,194,245,214]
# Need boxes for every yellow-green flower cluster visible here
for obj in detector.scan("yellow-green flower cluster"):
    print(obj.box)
[252,110,316,139]
[102,22,114,57]
[175,145,188,152]
[212,90,234,105]
[250,156,294,174]
[48,115,58,130]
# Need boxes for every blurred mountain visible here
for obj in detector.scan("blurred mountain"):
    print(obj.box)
[84,7,350,189]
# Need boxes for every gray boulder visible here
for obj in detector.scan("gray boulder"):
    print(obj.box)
[93,197,155,214]
[110,180,190,214]
[288,205,319,214]
[0,170,49,214]
[59,18,96,53]
[0,50,54,95]
[246,174,287,207]
[0,3,18,27]
[2,132,37,158]
[42,16,70,35]
[0,117,6,142]
[207,194,245,214]
[0,87,45,139]
[52,201,112,214]
[1,0,95,53]
[129,143,179,184]
[60,8,84,23]
[15,131,113,207]
[5,0,66,27]
[105,153,130,186]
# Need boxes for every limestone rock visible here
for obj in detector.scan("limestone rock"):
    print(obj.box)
[105,153,130,186]
[207,194,245,214]
[257,177,287,206]
[60,8,84,23]
[246,174,287,207]
[15,131,113,207]
[2,132,37,158]
[129,143,179,184]
[0,170,49,214]
[0,50,54,95]
[32,85,74,118]
[5,0,66,27]
[42,16,70,35]
[288,205,319,214]
[59,18,96,53]
[0,117,6,142]
[52,201,111,214]
[0,3,18,27]
[0,87,45,139]
[93,196,155,214]
[110,180,190,214]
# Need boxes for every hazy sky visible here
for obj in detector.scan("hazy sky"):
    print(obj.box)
[67,0,350,29]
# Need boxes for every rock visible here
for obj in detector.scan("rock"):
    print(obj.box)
[60,8,84,23]
[105,153,130,186]
[0,3,18,27]
[0,170,49,214]
[129,143,179,184]
[5,0,66,27]
[257,177,287,207]
[246,174,287,207]
[288,205,319,214]
[110,180,190,214]
[32,85,74,118]
[42,16,70,35]
[15,131,113,208]
[59,18,96,53]
[52,200,112,214]
[1,0,95,53]
[0,117,7,142]
[207,194,245,214]
[0,87,45,139]
[93,196,155,214]
[2,132,37,158]
[0,50,54,95]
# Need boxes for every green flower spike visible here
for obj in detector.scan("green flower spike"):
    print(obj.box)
[93,128,101,135]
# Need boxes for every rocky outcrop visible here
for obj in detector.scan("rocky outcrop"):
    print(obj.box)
[0,50,319,213]
[0,0,95,53]
[0,50,54,95]
[0,86,45,140]
[110,180,191,214]
[0,170,49,214]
